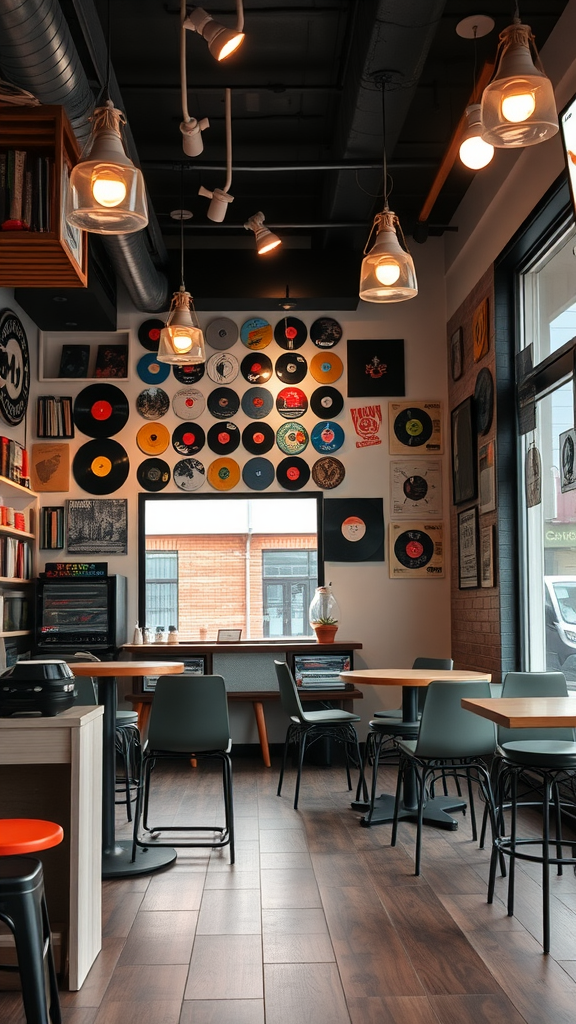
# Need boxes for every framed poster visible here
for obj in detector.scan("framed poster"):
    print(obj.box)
[473,297,489,362]
[390,459,442,518]
[450,327,463,381]
[451,397,477,504]
[478,439,496,514]
[458,506,479,589]
[480,524,495,588]
[66,498,128,554]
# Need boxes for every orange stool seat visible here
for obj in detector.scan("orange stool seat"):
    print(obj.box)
[0,819,64,857]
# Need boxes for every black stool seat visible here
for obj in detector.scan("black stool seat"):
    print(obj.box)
[499,740,576,767]
[0,855,61,1024]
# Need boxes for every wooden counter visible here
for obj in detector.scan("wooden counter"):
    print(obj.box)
[0,706,103,990]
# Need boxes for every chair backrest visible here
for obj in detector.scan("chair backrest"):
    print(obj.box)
[74,676,98,705]
[415,680,496,758]
[412,656,453,711]
[274,660,305,722]
[147,675,231,752]
[498,671,575,743]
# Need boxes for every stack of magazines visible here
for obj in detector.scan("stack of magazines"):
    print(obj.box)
[294,654,350,690]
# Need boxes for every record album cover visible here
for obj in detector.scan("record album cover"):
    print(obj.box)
[347,339,405,398]
[389,521,444,579]
[323,498,384,562]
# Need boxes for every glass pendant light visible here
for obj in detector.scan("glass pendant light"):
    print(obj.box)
[481,6,558,148]
[66,101,148,234]
[359,75,417,303]
[157,207,206,365]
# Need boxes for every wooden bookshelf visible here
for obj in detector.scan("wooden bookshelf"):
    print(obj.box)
[0,104,87,287]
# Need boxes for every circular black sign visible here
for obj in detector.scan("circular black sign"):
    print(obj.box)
[0,309,30,425]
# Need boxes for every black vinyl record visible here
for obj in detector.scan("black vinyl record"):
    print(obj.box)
[275,352,307,384]
[207,421,240,455]
[276,387,308,419]
[276,456,310,491]
[310,386,344,418]
[172,363,206,385]
[310,317,342,349]
[274,316,307,350]
[137,458,171,491]
[73,439,129,495]
[242,421,275,455]
[474,367,494,436]
[172,422,205,456]
[207,387,240,419]
[241,353,273,384]
[393,406,433,448]
[73,383,129,438]
[138,318,164,351]
[242,457,275,491]
[393,528,434,569]
[323,498,384,562]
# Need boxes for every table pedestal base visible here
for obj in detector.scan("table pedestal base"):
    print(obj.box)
[352,793,466,829]
[102,841,177,879]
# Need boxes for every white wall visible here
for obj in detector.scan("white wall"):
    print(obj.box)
[2,231,450,742]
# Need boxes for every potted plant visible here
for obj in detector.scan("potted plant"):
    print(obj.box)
[309,584,340,643]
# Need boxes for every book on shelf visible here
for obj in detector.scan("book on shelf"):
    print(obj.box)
[37,396,74,438]
[40,506,64,550]
[58,345,90,379]
[0,150,51,231]
[0,535,31,579]
[94,344,128,378]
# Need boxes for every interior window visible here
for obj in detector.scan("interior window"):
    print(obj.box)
[138,494,322,640]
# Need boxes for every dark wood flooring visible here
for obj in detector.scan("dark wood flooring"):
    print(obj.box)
[3,754,576,1024]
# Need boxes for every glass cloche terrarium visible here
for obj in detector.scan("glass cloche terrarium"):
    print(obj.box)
[309,585,340,643]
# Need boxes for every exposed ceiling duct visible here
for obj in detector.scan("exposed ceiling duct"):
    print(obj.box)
[0,0,169,313]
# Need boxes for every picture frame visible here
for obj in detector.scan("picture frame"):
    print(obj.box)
[450,327,463,381]
[451,397,477,505]
[217,628,242,642]
[473,297,489,362]
[478,439,496,514]
[480,524,495,588]
[458,506,479,589]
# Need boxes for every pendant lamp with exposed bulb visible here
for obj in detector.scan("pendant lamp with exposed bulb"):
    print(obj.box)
[456,16,495,170]
[359,74,417,303]
[157,209,206,365]
[184,1,244,62]
[66,1,148,234]
[481,4,558,147]
[244,211,282,254]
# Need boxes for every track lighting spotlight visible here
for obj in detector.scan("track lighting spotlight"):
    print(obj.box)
[198,88,234,221]
[244,212,282,254]
[183,3,245,62]
[180,115,210,157]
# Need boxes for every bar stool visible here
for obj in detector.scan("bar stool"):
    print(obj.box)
[0,818,63,1024]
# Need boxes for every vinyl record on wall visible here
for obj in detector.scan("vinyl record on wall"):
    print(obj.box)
[207,421,240,455]
[138,318,164,351]
[206,317,238,350]
[173,458,206,491]
[136,422,170,455]
[207,387,240,419]
[242,457,275,490]
[207,457,241,490]
[323,498,384,561]
[276,457,310,491]
[172,363,205,385]
[137,458,171,491]
[274,316,307,350]
[136,387,170,420]
[136,353,170,385]
[172,422,206,456]
[242,421,275,455]
[241,387,273,419]
[72,439,130,495]
[73,384,129,438]
[310,317,342,349]
[172,388,206,420]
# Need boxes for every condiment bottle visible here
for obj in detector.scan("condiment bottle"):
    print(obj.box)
[167,625,179,644]
[155,626,166,643]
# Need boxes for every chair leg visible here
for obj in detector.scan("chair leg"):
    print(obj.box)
[507,768,518,919]
[222,752,235,864]
[466,768,478,841]
[277,724,293,797]
[390,752,404,847]
[365,731,385,826]
[354,734,368,803]
[294,730,308,810]
[414,766,428,876]
[542,777,551,954]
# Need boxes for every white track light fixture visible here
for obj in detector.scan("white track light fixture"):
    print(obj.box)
[481,5,558,147]
[244,212,282,254]
[459,103,495,169]
[199,88,234,220]
[183,1,245,62]
[157,208,206,365]
[359,75,417,303]
[66,100,148,233]
[180,0,210,156]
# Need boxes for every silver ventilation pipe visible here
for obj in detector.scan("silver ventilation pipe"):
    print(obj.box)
[0,0,169,312]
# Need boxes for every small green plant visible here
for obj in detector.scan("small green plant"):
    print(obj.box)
[312,616,338,625]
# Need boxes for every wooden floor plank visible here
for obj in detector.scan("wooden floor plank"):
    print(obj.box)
[264,963,350,1024]
[117,911,198,965]
[347,995,443,1024]
[184,935,263,999]
[196,888,262,934]
[263,933,335,964]
[180,999,265,1024]
[139,871,206,911]
[261,868,322,909]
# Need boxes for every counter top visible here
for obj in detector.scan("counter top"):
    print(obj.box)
[122,640,362,655]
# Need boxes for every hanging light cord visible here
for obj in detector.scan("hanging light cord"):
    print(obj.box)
[223,87,233,194]
[181,0,190,124]
[180,165,186,290]
[380,78,390,211]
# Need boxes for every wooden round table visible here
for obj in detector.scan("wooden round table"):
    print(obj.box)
[70,661,184,879]
[341,667,491,828]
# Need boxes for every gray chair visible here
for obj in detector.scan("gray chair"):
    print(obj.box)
[275,660,366,810]
[132,674,234,863]
[372,656,454,722]
[486,670,576,953]
[390,679,497,875]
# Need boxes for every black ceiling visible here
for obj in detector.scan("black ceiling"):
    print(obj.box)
[7,0,574,311]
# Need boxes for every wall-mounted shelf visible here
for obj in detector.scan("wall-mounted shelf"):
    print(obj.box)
[0,105,87,288]
[39,330,130,382]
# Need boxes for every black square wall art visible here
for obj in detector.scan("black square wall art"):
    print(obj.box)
[324,498,384,562]
[347,339,405,397]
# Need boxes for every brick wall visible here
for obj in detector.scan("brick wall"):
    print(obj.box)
[147,533,316,639]
[447,266,502,679]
